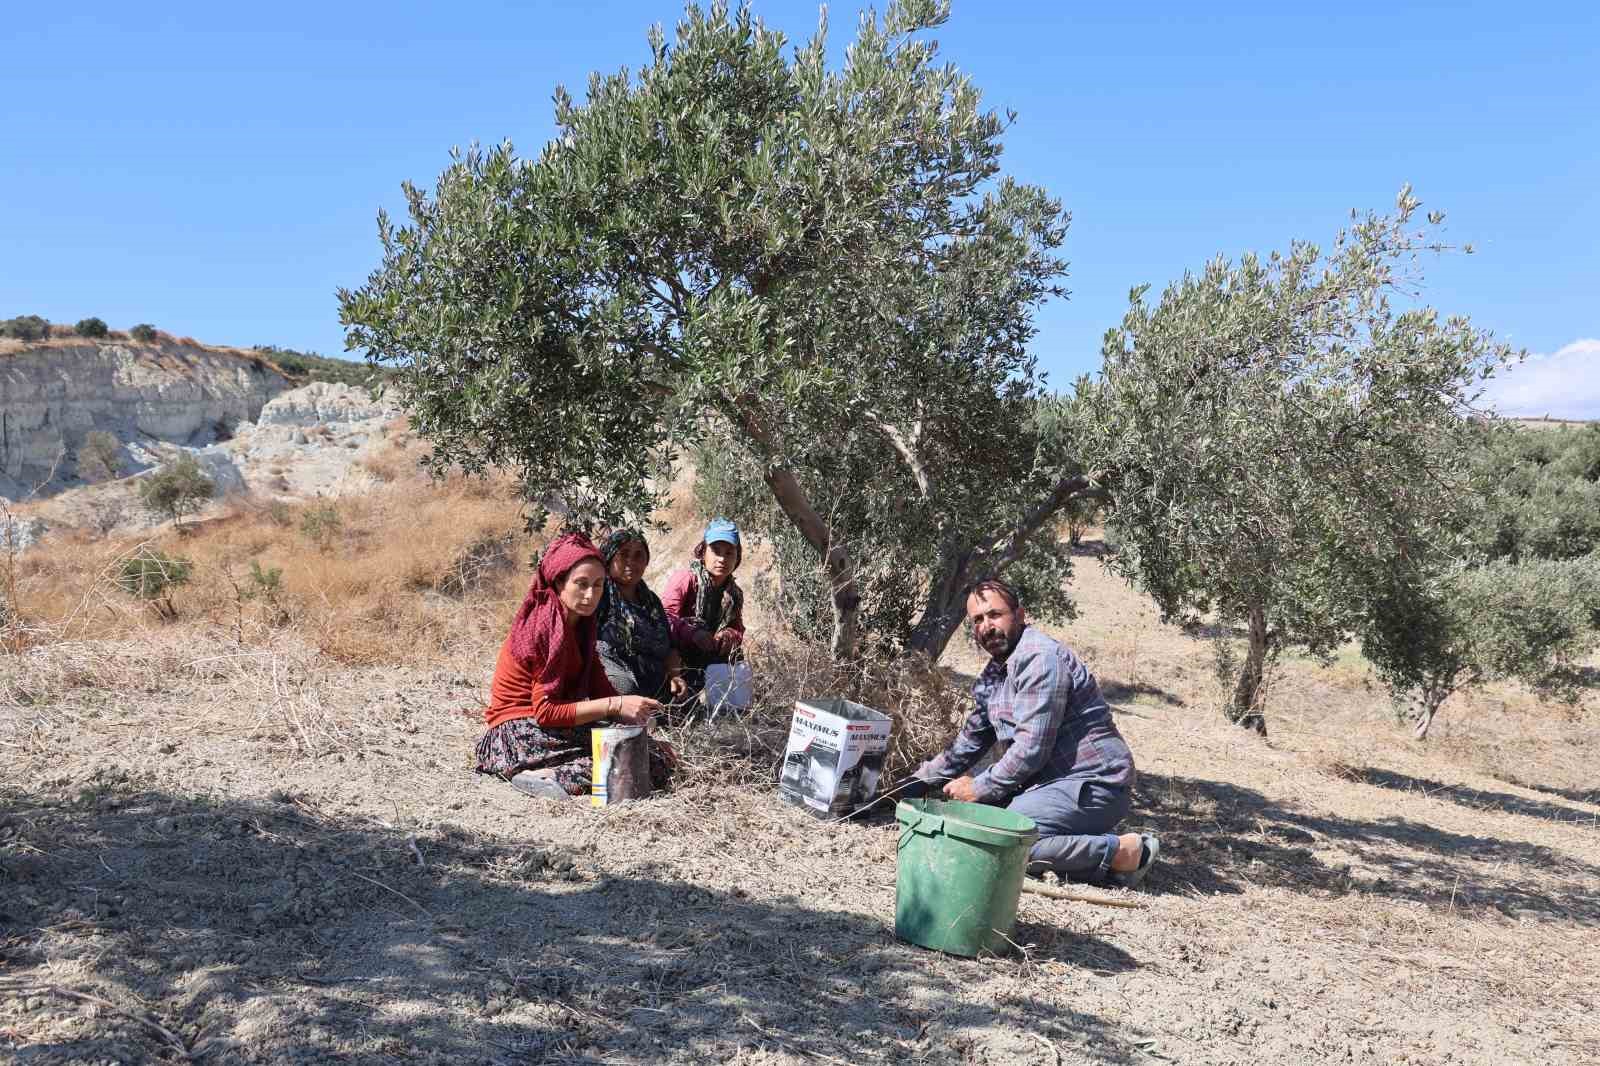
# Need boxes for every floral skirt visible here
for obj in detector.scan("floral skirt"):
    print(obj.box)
[474,717,674,797]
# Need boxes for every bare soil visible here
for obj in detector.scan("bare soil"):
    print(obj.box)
[3,543,1598,1065]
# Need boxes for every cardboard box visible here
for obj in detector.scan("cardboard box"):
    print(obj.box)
[778,697,892,817]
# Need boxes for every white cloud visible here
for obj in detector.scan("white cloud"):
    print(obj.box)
[1483,338,1600,421]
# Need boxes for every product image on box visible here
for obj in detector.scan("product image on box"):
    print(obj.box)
[778,697,891,817]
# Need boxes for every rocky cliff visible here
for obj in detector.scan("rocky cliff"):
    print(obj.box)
[0,340,293,498]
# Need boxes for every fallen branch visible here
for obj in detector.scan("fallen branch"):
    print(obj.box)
[0,981,194,1060]
[344,869,436,920]
[1020,881,1144,909]
[742,1015,857,1066]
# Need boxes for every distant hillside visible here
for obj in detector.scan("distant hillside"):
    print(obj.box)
[0,328,294,498]
[1,317,385,390]
[249,345,392,389]
[1513,416,1598,429]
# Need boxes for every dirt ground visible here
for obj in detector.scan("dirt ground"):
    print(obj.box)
[3,542,1598,1065]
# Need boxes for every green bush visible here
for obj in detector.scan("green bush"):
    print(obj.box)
[0,315,51,341]
[246,558,283,599]
[252,344,385,388]
[74,317,109,338]
[137,453,216,527]
[130,323,158,343]
[79,431,122,482]
[117,549,193,619]
[299,503,343,552]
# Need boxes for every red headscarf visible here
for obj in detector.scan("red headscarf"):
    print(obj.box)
[508,532,605,693]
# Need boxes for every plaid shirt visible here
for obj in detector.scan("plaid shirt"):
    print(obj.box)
[917,626,1135,802]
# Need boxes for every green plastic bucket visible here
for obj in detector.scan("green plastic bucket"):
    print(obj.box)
[894,798,1039,957]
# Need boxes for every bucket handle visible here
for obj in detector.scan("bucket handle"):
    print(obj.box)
[896,812,944,851]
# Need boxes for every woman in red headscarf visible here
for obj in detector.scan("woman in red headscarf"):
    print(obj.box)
[475,532,673,800]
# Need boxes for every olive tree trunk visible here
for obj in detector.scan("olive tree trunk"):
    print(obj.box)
[907,548,973,659]
[905,475,1105,662]
[761,463,862,661]
[1412,682,1456,740]
[1228,603,1270,736]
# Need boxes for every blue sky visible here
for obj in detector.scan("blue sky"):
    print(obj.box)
[3,2,1596,413]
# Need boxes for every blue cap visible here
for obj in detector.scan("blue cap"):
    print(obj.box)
[704,518,741,546]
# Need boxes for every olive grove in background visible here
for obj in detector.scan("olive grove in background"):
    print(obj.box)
[1082,191,1519,734]
[1361,423,1600,737]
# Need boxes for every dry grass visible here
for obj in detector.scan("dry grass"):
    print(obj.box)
[0,326,280,374]
[4,499,1600,1063]
[2,463,541,669]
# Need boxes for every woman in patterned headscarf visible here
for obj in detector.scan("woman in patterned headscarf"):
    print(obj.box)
[474,533,673,800]
[595,528,688,702]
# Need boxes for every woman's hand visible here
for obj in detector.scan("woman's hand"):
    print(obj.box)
[713,629,740,655]
[664,651,688,699]
[612,695,660,726]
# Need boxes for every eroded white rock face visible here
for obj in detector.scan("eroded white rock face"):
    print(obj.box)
[5,375,404,547]
[1,515,47,552]
[256,380,392,428]
[0,341,291,498]
[223,382,400,499]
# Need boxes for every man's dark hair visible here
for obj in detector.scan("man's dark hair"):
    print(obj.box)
[963,578,1021,612]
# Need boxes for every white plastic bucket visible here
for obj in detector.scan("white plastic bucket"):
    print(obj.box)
[704,662,753,716]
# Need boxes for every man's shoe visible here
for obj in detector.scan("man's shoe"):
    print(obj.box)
[1111,833,1160,890]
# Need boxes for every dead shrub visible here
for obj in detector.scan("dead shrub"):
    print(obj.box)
[669,626,968,797]
[437,531,518,597]
[358,453,406,483]
[86,495,128,535]
[9,471,536,667]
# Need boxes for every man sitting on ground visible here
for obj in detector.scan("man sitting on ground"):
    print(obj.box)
[910,580,1159,887]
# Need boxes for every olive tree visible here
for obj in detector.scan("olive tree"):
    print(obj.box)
[1363,556,1600,739]
[340,0,1098,660]
[1084,190,1519,734]
[1478,422,1600,563]
[137,453,216,528]
[1358,421,1600,738]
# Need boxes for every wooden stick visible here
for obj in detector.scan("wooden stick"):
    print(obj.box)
[1,982,193,1059]
[1020,880,1144,909]
[345,869,436,920]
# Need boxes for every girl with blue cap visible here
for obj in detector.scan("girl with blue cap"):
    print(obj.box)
[661,517,746,688]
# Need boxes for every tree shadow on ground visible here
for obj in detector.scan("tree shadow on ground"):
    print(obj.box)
[0,775,1144,1065]
[1175,621,1248,640]
[1100,680,1186,708]
[1330,765,1600,829]
[1129,772,1600,926]
[1068,538,1109,559]
[1491,775,1600,809]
